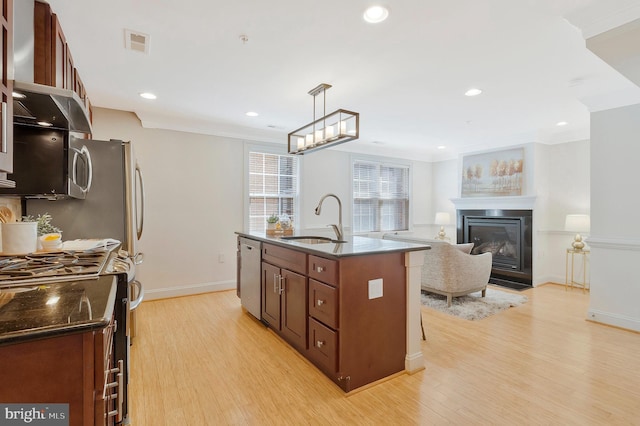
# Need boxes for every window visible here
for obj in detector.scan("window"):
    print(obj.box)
[352,160,409,233]
[248,151,299,232]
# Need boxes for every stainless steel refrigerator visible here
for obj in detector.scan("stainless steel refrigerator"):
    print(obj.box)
[26,136,146,334]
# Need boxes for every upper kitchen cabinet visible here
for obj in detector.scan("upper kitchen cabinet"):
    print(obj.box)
[0,0,14,180]
[51,11,74,91]
[12,0,92,135]
[32,1,90,115]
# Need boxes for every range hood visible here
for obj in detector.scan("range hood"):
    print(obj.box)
[12,81,93,134]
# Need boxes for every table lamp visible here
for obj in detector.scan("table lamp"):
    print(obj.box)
[565,214,590,251]
[434,212,450,240]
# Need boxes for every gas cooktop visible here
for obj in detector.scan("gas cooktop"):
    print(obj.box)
[0,247,117,287]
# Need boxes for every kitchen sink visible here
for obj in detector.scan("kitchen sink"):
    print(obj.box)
[281,236,346,244]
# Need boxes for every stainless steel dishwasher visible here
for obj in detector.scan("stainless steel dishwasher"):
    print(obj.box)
[238,237,262,319]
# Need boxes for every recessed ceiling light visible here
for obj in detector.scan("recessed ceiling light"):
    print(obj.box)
[556,121,568,126]
[437,145,446,150]
[363,5,389,23]
[139,92,157,100]
[37,121,53,127]
[246,111,259,117]
[465,88,482,97]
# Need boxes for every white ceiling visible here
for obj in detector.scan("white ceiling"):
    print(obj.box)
[46,0,640,161]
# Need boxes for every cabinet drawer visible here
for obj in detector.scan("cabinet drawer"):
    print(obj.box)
[308,255,338,286]
[308,317,338,374]
[309,279,338,329]
[262,243,307,275]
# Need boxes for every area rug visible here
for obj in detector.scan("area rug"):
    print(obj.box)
[420,287,528,320]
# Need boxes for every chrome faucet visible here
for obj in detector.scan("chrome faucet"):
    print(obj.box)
[314,193,344,241]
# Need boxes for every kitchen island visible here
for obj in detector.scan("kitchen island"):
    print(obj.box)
[236,232,429,392]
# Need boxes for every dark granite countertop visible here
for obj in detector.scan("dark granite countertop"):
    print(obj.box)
[236,231,430,259]
[0,275,117,346]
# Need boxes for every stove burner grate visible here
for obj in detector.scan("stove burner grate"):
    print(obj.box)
[0,250,109,281]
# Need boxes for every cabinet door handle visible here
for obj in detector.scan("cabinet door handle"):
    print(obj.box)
[316,340,325,348]
[316,265,325,273]
[1,102,6,154]
[106,359,124,421]
[278,275,285,295]
[317,299,325,306]
[116,359,124,422]
[273,273,278,294]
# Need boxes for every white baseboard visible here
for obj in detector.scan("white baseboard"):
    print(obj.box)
[587,309,640,332]
[534,274,565,286]
[144,280,236,301]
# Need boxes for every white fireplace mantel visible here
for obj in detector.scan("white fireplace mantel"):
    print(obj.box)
[451,195,537,211]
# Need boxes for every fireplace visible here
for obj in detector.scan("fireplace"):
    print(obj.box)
[457,209,532,290]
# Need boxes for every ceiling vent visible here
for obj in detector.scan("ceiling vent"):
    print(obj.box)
[125,29,150,54]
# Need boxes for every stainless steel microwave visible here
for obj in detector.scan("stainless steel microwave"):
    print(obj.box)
[0,124,92,199]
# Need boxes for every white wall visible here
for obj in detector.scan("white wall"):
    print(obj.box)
[412,160,433,227]
[430,159,457,238]
[91,108,245,299]
[299,150,351,233]
[588,103,640,331]
[536,140,590,284]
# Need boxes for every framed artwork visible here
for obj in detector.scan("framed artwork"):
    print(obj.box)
[461,148,524,197]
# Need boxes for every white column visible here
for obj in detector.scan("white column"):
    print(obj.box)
[588,104,640,332]
[404,250,426,373]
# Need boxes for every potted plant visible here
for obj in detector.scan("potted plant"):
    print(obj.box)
[22,213,62,236]
[266,214,279,231]
[22,213,62,251]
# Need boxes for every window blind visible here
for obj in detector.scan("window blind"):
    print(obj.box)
[249,152,298,232]
[353,160,409,233]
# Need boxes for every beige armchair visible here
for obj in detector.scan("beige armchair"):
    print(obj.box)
[383,235,492,306]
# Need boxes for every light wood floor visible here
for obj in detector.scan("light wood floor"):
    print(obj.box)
[129,284,640,425]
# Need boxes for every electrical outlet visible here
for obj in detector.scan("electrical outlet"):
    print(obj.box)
[218,254,225,263]
[368,278,383,299]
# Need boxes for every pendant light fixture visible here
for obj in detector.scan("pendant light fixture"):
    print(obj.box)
[287,83,359,155]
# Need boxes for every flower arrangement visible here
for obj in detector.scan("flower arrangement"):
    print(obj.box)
[267,214,279,224]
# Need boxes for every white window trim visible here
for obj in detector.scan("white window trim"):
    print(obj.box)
[350,153,413,236]
[244,142,302,231]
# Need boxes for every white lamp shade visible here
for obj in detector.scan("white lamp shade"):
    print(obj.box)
[434,212,451,225]
[565,214,590,233]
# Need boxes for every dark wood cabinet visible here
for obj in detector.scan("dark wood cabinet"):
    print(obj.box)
[306,257,342,383]
[308,255,338,286]
[280,268,307,348]
[0,0,13,174]
[308,279,338,329]
[33,1,92,122]
[261,261,281,326]
[261,243,308,352]
[0,319,121,426]
[308,317,338,373]
[52,11,68,89]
